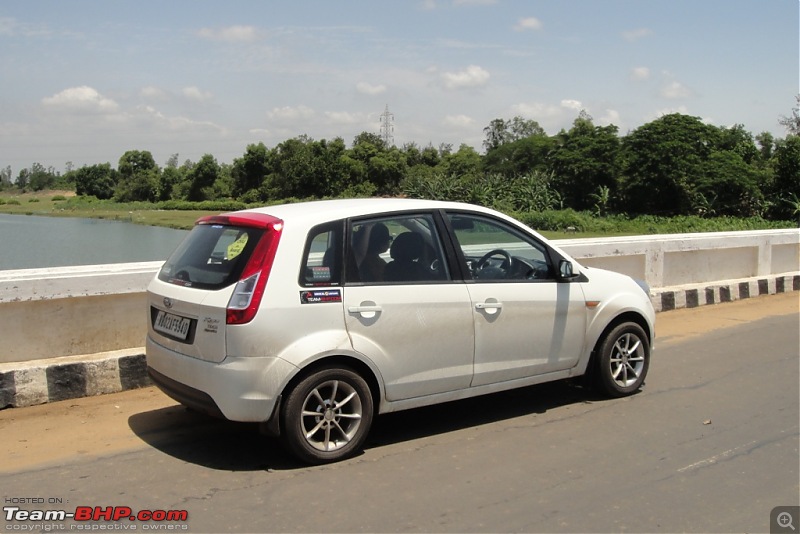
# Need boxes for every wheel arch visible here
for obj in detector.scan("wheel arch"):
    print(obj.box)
[264,354,383,437]
[584,310,653,380]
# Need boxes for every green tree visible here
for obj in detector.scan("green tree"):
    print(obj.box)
[483,134,555,178]
[115,150,159,201]
[118,150,157,178]
[482,116,545,151]
[695,151,764,216]
[768,135,800,220]
[158,166,183,201]
[549,115,621,210]
[779,95,800,135]
[436,144,481,179]
[187,154,221,201]
[0,166,12,189]
[27,163,57,191]
[620,113,720,215]
[717,124,759,164]
[232,142,272,198]
[74,163,118,199]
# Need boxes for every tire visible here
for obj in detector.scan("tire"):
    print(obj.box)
[281,366,374,465]
[593,322,650,398]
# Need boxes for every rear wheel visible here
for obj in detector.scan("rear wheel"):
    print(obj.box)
[281,367,373,464]
[593,323,650,397]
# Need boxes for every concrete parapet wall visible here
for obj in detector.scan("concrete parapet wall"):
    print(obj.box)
[0,229,797,408]
[558,228,800,288]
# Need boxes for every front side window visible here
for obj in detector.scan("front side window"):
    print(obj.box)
[347,214,450,284]
[447,212,553,281]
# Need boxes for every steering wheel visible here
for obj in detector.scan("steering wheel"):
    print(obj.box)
[475,249,512,279]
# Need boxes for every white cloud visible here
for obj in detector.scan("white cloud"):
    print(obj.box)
[324,111,364,124]
[631,67,650,81]
[660,81,692,99]
[599,109,621,126]
[42,86,119,114]
[196,25,259,43]
[140,86,168,100]
[0,16,51,38]
[419,0,437,10]
[649,106,691,122]
[356,82,387,95]
[560,99,583,111]
[514,17,543,32]
[441,65,490,89]
[182,86,213,102]
[443,114,475,127]
[622,28,652,42]
[268,105,316,121]
[135,105,226,133]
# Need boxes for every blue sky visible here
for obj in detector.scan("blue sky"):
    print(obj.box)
[1,0,797,174]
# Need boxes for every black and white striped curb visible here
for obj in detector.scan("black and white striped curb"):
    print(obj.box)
[0,350,150,409]
[1,274,797,409]
[651,273,799,312]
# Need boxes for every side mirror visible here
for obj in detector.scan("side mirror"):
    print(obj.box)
[558,259,579,281]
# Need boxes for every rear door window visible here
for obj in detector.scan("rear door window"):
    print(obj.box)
[159,224,264,290]
[346,214,451,284]
[300,221,343,287]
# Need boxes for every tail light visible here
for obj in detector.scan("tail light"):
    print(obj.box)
[195,213,283,325]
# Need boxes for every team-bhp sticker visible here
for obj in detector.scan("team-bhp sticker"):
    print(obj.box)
[300,289,342,304]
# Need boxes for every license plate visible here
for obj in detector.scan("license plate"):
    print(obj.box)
[154,310,192,340]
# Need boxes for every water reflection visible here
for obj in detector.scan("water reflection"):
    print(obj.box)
[0,213,188,270]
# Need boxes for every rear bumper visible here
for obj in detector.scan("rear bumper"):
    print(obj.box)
[146,334,297,422]
[148,367,224,418]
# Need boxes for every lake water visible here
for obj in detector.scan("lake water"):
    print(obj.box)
[0,213,188,270]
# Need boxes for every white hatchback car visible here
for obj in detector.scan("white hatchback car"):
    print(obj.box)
[146,198,655,464]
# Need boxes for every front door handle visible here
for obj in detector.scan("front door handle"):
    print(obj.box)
[475,299,503,315]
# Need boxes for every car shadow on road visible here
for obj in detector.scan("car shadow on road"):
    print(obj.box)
[128,380,607,472]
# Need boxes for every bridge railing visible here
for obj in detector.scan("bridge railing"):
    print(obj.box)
[0,229,797,408]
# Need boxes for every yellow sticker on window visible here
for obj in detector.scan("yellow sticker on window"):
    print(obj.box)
[227,234,248,260]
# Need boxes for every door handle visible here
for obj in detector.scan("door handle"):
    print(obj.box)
[475,299,503,316]
[475,302,502,310]
[348,305,382,313]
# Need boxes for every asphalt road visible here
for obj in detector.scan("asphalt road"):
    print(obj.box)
[2,293,798,533]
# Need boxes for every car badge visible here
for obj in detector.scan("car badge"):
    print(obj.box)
[163,297,173,309]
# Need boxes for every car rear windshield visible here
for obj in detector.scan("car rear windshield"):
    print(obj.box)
[158,223,265,290]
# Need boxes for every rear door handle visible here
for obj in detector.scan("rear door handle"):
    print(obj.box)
[475,302,502,310]
[348,302,382,320]
[348,305,382,313]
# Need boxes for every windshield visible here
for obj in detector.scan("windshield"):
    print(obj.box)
[158,224,265,290]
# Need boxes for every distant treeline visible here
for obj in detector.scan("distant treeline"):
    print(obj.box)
[2,112,799,221]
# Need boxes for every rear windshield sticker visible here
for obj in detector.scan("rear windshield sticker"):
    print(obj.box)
[300,289,342,304]
[226,233,249,260]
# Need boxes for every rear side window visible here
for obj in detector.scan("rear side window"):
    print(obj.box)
[300,221,343,287]
[159,224,265,290]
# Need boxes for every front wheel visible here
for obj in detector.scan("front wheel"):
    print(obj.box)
[281,367,374,464]
[593,323,650,398]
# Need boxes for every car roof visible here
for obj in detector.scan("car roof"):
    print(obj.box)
[230,198,498,227]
